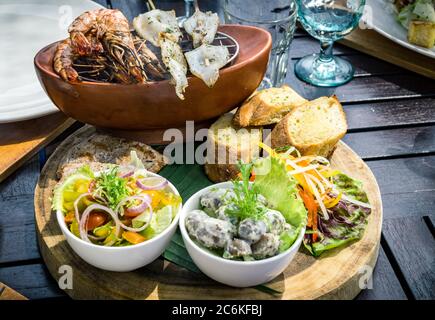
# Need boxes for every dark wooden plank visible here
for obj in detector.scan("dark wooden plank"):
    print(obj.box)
[0,195,40,264]
[367,156,435,219]
[0,156,39,201]
[290,37,356,59]
[0,263,66,300]
[286,70,435,103]
[383,216,435,299]
[343,126,435,159]
[345,98,435,131]
[356,246,407,300]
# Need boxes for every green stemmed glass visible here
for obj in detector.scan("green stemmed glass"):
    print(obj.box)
[294,0,365,87]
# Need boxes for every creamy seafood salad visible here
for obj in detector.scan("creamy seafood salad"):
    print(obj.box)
[185,160,306,261]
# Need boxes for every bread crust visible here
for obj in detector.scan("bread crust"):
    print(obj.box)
[270,95,347,158]
[233,85,307,127]
[205,113,262,183]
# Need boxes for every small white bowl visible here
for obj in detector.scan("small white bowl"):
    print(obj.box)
[56,171,181,272]
[179,182,305,287]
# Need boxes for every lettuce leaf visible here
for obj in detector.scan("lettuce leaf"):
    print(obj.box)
[303,174,371,256]
[333,173,369,203]
[253,157,307,228]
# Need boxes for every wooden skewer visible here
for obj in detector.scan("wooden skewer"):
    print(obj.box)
[147,0,156,11]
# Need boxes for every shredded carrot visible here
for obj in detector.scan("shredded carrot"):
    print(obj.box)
[64,211,75,224]
[312,232,318,242]
[249,172,256,182]
[299,188,317,228]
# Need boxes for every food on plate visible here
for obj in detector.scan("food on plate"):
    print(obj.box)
[205,113,262,183]
[233,85,307,127]
[133,9,182,47]
[56,130,166,180]
[160,37,189,99]
[394,0,435,48]
[257,143,371,256]
[52,151,181,247]
[270,96,347,158]
[408,20,435,47]
[185,161,305,261]
[185,44,230,87]
[183,9,220,48]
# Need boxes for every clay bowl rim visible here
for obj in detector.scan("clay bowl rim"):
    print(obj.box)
[34,24,272,88]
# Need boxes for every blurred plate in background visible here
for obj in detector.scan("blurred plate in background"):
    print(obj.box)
[0,0,102,123]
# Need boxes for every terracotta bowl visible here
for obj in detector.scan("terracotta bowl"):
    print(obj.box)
[34,25,272,134]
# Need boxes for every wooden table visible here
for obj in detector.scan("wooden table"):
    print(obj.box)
[0,0,434,300]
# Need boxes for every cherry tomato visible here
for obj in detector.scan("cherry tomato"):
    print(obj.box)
[86,211,107,231]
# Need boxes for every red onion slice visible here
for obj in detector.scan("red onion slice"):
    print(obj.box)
[115,195,151,216]
[73,192,92,224]
[119,207,153,232]
[136,177,168,190]
[119,165,135,178]
[79,204,120,243]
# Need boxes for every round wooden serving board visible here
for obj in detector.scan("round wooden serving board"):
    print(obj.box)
[35,126,382,300]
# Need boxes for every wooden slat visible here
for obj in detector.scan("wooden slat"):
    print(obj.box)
[290,37,356,59]
[340,28,435,80]
[368,156,435,219]
[343,126,435,159]
[0,195,40,264]
[0,282,27,300]
[383,216,435,299]
[0,264,65,300]
[345,98,435,131]
[286,70,435,103]
[356,247,407,300]
[0,156,40,201]
[0,113,74,183]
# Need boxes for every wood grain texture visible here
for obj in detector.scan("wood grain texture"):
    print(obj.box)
[0,282,27,300]
[0,113,74,183]
[356,247,407,300]
[345,98,435,131]
[0,264,64,300]
[343,126,435,159]
[286,70,435,103]
[34,127,382,299]
[340,28,435,80]
[383,216,435,299]
[367,156,435,219]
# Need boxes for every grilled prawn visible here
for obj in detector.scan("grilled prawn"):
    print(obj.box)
[53,39,80,82]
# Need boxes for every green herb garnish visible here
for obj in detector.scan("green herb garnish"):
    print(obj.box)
[94,167,128,210]
[226,161,265,220]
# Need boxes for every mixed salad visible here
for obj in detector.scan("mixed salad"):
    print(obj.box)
[259,143,372,256]
[392,0,435,48]
[186,143,372,259]
[395,0,435,29]
[52,152,181,246]
[185,159,305,261]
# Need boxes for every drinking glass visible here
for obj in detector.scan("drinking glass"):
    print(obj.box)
[177,0,196,25]
[294,0,365,87]
[223,0,297,88]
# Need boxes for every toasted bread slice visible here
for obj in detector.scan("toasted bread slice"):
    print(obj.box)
[270,96,347,158]
[205,113,262,182]
[408,21,435,48]
[233,85,307,127]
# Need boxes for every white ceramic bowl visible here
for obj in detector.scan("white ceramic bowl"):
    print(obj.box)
[56,171,181,272]
[179,182,305,287]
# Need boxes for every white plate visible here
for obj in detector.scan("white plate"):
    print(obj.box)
[0,0,103,123]
[364,0,435,59]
